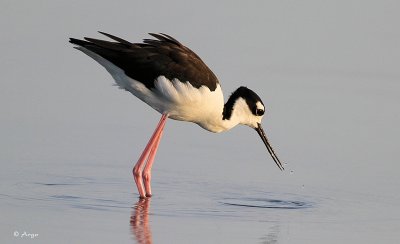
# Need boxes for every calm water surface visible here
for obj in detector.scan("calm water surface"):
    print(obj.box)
[1,2,400,241]
[2,72,400,243]
[1,153,399,244]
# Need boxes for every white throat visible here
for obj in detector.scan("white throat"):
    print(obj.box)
[196,97,262,133]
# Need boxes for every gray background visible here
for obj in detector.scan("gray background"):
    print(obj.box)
[1,0,399,243]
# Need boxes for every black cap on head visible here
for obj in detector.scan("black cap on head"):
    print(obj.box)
[223,86,264,120]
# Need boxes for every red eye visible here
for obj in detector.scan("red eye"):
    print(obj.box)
[256,109,264,116]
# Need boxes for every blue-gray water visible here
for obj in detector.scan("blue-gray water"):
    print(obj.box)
[1,151,399,243]
[1,1,400,243]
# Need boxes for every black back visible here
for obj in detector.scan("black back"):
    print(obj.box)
[69,32,219,91]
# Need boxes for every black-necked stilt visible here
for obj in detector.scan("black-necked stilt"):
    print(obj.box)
[69,32,284,198]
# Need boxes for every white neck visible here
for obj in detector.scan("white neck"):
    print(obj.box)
[197,97,259,133]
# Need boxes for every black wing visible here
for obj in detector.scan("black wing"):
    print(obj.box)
[69,32,219,91]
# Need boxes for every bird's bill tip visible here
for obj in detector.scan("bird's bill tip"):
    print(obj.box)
[255,123,284,171]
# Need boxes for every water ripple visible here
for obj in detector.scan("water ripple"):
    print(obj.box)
[221,197,313,209]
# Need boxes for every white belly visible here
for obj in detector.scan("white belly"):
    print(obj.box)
[129,76,226,132]
[76,46,227,132]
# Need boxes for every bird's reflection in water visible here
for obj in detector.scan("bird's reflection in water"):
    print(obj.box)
[260,225,280,244]
[130,198,152,244]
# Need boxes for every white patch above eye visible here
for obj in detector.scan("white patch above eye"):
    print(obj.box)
[229,98,263,128]
[256,101,264,111]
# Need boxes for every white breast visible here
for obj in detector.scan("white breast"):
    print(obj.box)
[76,46,230,132]
[130,76,226,132]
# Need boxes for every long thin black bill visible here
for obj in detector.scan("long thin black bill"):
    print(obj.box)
[255,123,284,171]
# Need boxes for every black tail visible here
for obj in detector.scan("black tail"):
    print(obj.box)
[69,37,91,47]
[69,31,132,50]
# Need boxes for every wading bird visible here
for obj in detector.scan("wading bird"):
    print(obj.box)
[69,32,284,198]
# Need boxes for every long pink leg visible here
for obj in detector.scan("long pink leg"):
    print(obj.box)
[143,128,164,197]
[133,114,168,198]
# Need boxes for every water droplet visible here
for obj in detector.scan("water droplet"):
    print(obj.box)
[290,170,294,175]
[301,184,305,189]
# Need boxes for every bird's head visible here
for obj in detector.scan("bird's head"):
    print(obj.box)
[223,86,284,171]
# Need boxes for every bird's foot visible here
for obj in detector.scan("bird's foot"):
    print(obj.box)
[138,193,152,199]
